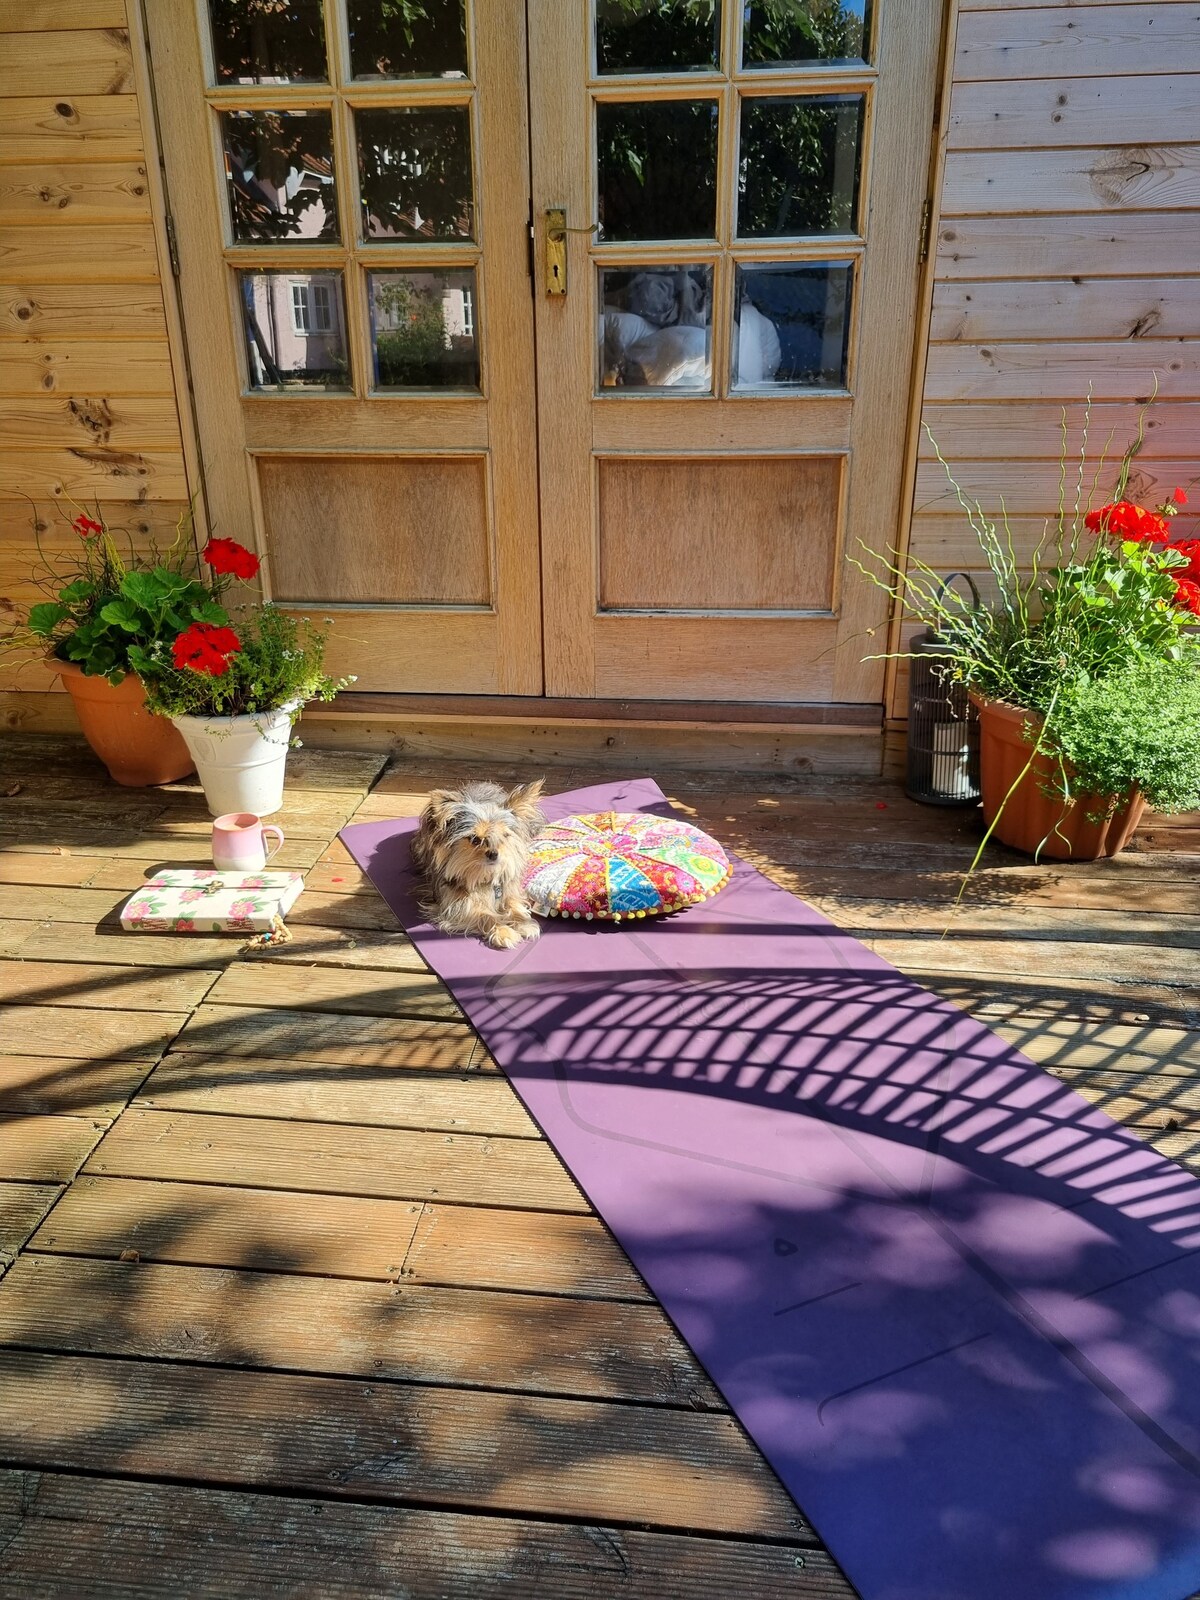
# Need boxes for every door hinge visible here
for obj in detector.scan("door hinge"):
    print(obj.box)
[918,196,934,264]
[165,212,181,277]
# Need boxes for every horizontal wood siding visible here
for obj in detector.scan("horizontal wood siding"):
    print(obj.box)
[0,0,192,707]
[893,0,1200,718]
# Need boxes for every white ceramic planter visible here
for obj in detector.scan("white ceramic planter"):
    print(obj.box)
[172,703,298,818]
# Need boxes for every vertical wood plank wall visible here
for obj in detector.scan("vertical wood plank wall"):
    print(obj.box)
[890,0,1200,721]
[0,0,193,724]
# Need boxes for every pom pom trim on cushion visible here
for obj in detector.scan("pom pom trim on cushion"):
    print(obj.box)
[530,863,732,921]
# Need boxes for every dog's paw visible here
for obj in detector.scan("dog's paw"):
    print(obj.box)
[486,924,524,950]
[518,918,541,942]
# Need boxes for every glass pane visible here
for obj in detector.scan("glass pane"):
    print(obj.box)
[732,261,851,388]
[598,266,713,390]
[742,0,871,69]
[207,0,328,85]
[596,0,721,75]
[737,94,863,237]
[220,110,339,244]
[597,101,718,241]
[348,0,468,80]
[239,271,350,391]
[369,270,480,390]
[357,106,474,241]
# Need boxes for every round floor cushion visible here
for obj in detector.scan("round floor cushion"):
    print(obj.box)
[523,810,731,921]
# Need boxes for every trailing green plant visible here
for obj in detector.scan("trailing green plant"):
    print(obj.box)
[1048,657,1200,816]
[134,603,352,723]
[1,502,261,686]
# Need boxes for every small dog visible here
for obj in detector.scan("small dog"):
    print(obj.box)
[411,780,545,949]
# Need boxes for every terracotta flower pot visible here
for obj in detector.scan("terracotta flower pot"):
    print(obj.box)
[972,694,1145,861]
[48,656,195,787]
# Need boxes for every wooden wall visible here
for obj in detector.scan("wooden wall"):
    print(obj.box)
[891,0,1200,718]
[0,0,195,725]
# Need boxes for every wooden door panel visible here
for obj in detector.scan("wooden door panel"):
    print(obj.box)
[597,455,841,614]
[594,617,837,703]
[255,454,492,606]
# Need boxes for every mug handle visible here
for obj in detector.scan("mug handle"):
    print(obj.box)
[262,825,285,863]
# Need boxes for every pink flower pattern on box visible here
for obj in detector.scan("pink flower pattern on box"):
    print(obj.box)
[120,869,304,934]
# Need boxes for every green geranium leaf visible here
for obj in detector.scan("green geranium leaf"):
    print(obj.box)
[99,598,144,632]
[57,579,94,603]
[28,601,70,637]
[121,570,169,608]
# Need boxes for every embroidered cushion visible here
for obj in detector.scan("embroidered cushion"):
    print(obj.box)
[523,810,730,922]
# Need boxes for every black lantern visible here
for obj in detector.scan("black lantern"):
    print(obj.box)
[906,572,981,807]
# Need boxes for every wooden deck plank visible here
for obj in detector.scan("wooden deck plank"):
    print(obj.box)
[871,935,1195,987]
[0,1116,105,1183]
[171,1004,481,1069]
[84,1108,587,1212]
[0,960,215,1012]
[0,830,322,866]
[810,896,1200,946]
[0,1472,848,1599]
[0,1350,806,1539]
[205,962,461,1021]
[0,1184,60,1266]
[0,1255,717,1408]
[0,1004,182,1060]
[135,1054,537,1137]
[0,919,426,972]
[0,1054,150,1118]
[0,853,100,887]
[29,1179,648,1299]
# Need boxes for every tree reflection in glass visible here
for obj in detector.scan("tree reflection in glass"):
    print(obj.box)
[220,110,340,244]
[595,0,721,74]
[369,270,480,389]
[738,95,863,236]
[347,0,469,80]
[357,106,475,240]
[742,0,871,69]
[597,100,718,241]
[207,0,329,85]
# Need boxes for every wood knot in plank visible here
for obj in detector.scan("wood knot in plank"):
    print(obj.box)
[67,447,149,479]
[67,398,115,442]
[1087,146,1157,208]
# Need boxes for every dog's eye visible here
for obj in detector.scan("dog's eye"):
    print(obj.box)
[470,836,483,848]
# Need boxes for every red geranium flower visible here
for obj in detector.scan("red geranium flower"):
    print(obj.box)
[1173,486,1188,505]
[1173,577,1200,618]
[1083,501,1171,541]
[1169,539,1200,584]
[202,537,260,581]
[73,514,103,538]
[172,622,242,675]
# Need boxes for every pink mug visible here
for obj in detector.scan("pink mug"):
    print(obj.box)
[212,812,285,872]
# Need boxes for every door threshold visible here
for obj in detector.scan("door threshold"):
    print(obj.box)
[321,693,882,730]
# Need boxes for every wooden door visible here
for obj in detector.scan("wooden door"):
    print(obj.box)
[147,0,542,694]
[528,0,942,703]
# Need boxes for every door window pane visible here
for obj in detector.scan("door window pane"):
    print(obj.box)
[599,265,713,390]
[369,270,481,390]
[348,0,468,80]
[737,95,863,237]
[207,0,329,85]
[220,110,339,244]
[742,0,871,69]
[732,261,852,388]
[240,271,349,390]
[357,106,474,241]
[596,0,721,75]
[597,101,718,241]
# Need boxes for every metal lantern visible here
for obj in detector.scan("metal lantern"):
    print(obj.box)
[905,572,981,807]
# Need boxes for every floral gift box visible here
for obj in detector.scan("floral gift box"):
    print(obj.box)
[120,869,304,934]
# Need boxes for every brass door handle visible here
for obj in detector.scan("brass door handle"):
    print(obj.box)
[544,208,599,296]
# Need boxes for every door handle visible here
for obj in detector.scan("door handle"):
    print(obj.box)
[544,208,599,296]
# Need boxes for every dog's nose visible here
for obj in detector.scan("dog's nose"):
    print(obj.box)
[486,849,499,863]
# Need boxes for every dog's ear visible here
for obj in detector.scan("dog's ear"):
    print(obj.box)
[506,779,545,833]
[421,789,460,835]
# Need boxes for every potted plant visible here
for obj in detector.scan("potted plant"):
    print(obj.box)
[0,504,256,786]
[133,604,352,817]
[862,418,1200,861]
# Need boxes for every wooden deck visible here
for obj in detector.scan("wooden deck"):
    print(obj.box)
[0,736,1197,1597]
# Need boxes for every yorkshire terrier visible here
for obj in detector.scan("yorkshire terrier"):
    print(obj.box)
[411,780,545,949]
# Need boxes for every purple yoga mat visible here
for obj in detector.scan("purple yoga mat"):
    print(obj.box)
[342,778,1200,1600]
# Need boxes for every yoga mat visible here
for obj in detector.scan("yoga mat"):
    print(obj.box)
[342,778,1200,1600]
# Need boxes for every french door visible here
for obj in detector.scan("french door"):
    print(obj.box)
[150,0,941,705]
